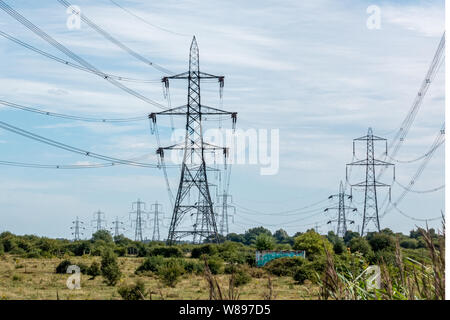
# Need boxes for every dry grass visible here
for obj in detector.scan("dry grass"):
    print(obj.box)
[0,254,318,300]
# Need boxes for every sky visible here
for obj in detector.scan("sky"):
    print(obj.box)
[0,0,445,239]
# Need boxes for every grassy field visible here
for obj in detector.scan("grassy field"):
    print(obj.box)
[0,254,319,300]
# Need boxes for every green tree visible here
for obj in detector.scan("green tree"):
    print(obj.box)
[273,229,291,244]
[255,233,275,251]
[226,233,245,243]
[244,227,272,245]
[343,230,360,244]
[92,230,113,243]
[101,249,121,286]
[349,237,372,256]
[368,232,395,252]
[293,230,333,260]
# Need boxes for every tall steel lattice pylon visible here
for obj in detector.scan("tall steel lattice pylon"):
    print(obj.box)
[111,216,124,238]
[215,192,236,236]
[324,181,357,237]
[130,199,146,242]
[149,202,162,241]
[150,36,237,244]
[91,210,106,232]
[70,216,85,241]
[346,128,395,235]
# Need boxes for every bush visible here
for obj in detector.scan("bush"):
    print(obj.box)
[184,260,204,274]
[191,244,218,258]
[293,267,309,284]
[149,246,183,258]
[333,239,346,255]
[293,230,333,260]
[293,258,327,284]
[158,259,184,287]
[264,257,306,276]
[349,237,372,256]
[400,238,418,249]
[56,259,72,274]
[233,268,252,287]
[136,255,165,274]
[101,249,121,286]
[368,233,395,252]
[206,257,224,275]
[118,280,147,300]
[87,261,101,279]
[255,234,275,251]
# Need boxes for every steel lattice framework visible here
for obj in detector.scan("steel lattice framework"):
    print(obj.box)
[151,37,237,244]
[130,199,146,242]
[346,128,394,235]
[71,216,85,241]
[325,181,356,237]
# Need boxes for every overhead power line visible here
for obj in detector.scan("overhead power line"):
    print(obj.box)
[0,99,148,122]
[0,30,161,84]
[382,123,445,219]
[58,0,174,74]
[0,119,179,168]
[0,0,166,109]
[108,0,191,37]
[378,32,445,178]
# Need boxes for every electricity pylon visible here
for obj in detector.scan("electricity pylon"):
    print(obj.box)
[111,216,125,237]
[130,199,146,242]
[70,216,85,241]
[148,202,163,241]
[150,36,237,244]
[324,181,357,237]
[91,210,106,232]
[215,192,236,236]
[346,128,395,235]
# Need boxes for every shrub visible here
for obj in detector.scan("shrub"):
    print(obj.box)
[264,257,306,276]
[191,244,218,258]
[293,230,333,260]
[118,280,147,300]
[56,259,72,274]
[87,261,101,279]
[349,237,372,256]
[149,246,183,258]
[206,257,224,275]
[136,255,165,274]
[368,233,395,252]
[293,267,309,284]
[184,260,204,274]
[158,259,184,287]
[255,234,275,251]
[233,268,252,287]
[101,249,121,286]
[400,238,418,249]
[333,239,346,255]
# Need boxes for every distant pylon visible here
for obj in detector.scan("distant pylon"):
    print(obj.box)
[215,193,236,236]
[324,181,357,237]
[346,128,395,235]
[111,216,125,238]
[150,36,237,244]
[148,202,163,241]
[91,210,106,232]
[70,216,85,241]
[130,199,146,242]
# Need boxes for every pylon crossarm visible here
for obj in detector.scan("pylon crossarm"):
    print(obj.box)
[351,181,392,188]
[354,135,387,141]
[347,159,394,166]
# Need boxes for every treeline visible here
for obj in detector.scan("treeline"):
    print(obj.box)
[0,226,441,263]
